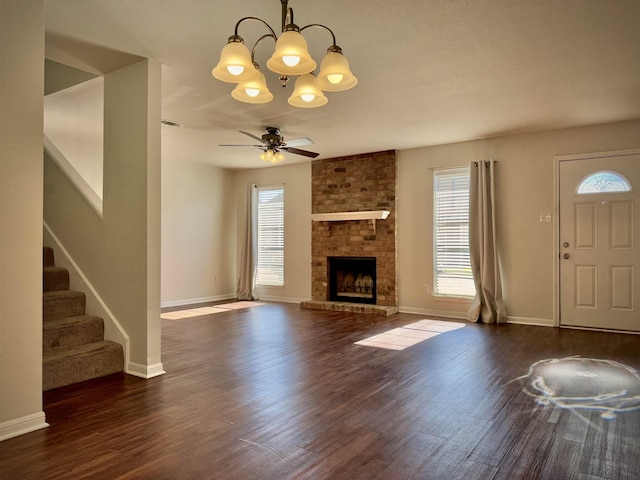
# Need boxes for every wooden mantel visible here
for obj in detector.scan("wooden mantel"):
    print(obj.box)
[311,210,390,233]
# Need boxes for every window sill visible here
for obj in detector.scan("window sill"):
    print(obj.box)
[432,294,473,304]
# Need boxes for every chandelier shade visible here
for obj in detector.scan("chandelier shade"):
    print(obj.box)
[211,0,356,108]
[231,67,273,103]
[288,73,328,108]
[315,47,358,92]
[266,29,316,76]
[212,38,259,83]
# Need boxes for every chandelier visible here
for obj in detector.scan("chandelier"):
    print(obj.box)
[212,0,357,108]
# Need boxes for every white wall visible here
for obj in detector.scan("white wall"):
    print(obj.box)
[235,163,312,303]
[398,119,640,324]
[0,0,48,441]
[161,159,236,306]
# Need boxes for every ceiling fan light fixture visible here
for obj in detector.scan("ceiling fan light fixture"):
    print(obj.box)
[288,73,328,108]
[212,37,259,83]
[266,28,316,76]
[231,66,273,104]
[220,128,318,164]
[315,47,358,92]
[259,149,285,164]
[259,149,274,162]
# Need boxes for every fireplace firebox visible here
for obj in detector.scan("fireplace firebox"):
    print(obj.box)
[328,257,376,304]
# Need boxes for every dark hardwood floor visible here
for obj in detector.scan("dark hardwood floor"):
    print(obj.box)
[2,302,640,479]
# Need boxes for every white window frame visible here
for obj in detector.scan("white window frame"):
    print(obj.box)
[432,166,475,298]
[256,184,284,287]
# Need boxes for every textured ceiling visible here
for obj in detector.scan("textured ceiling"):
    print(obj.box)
[44,0,640,169]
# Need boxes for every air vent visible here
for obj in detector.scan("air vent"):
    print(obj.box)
[161,119,181,127]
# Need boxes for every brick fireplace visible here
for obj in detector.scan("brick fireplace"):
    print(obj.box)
[328,256,377,304]
[301,150,398,315]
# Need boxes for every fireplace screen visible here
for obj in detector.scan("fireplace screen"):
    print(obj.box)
[328,256,376,304]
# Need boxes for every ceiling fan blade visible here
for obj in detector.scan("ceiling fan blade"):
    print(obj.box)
[239,130,266,143]
[284,137,314,148]
[283,147,319,158]
[219,144,263,147]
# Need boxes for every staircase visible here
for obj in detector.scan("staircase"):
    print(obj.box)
[43,247,124,391]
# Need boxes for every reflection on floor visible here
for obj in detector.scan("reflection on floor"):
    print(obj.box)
[161,301,266,320]
[354,319,465,350]
[515,356,640,420]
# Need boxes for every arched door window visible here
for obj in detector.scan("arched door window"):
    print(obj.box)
[576,170,632,194]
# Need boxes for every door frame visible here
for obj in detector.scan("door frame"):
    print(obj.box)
[553,148,640,329]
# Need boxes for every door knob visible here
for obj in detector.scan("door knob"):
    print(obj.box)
[563,253,570,259]
[563,242,569,248]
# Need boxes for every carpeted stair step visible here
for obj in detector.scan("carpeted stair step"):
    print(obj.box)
[43,266,70,292]
[43,246,55,267]
[43,290,85,322]
[43,341,124,391]
[43,315,104,349]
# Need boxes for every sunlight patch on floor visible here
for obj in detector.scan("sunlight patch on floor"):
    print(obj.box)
[161,301,266,320]
[355,319,465,350]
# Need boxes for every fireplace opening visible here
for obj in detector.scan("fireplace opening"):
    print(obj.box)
[328,256,376,304]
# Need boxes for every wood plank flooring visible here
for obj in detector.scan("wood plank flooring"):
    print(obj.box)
[2,302,640,479]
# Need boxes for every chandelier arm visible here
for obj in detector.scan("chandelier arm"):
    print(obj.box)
[233,17,278,39]
[250,33,278,62]
[299,23,337,46]
[281,0,293,31]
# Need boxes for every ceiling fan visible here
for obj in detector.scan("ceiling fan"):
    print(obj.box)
[219,127,319,163]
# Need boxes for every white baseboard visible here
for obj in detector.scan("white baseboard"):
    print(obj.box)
[257,295,309,304]
[161,294,236,308]
[399,306,554,327]
[398,306,467,319]
[507,316,554,327]
[0,412,48,442]
[127,361,166,379]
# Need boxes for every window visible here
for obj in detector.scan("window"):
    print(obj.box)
[256,185,284,286]
[576,170,632,194]
[433,167,475,297]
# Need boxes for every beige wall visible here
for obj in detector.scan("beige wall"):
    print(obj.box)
[44,76,104,199]
[0,0,48,440]
[45,59,96,96]
[161,160,236,305]
[230,120,639,322]
[44,59,163,377]
[398,119,640,323]
[235,163,312,302]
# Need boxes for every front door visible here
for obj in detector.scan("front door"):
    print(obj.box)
[559,150,640,331]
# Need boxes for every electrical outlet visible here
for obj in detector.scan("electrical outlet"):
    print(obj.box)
[214,276,220,283]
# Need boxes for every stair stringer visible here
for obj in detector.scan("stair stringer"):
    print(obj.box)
[43,222,131,374]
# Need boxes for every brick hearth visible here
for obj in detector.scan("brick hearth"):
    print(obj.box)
[303,150,398,313]
[300,300,398,316]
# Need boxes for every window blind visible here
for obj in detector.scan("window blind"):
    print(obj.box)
[433,167,475,297]
[256,185,284,286]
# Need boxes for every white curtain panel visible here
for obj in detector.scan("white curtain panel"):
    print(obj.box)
[236,184,258,300]
[467,160,507,324]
